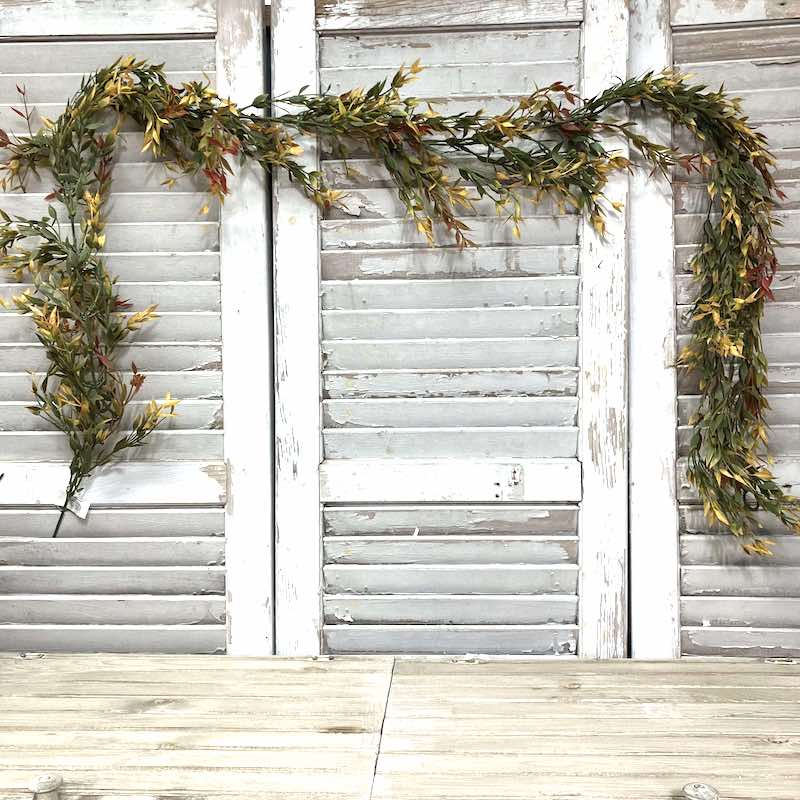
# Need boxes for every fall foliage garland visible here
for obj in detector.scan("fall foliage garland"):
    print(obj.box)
[0,57,794,548]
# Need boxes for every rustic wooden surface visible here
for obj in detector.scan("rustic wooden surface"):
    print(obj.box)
[1,655,799,800]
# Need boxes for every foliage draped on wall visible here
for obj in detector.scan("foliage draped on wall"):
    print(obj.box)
[0,58,794,548]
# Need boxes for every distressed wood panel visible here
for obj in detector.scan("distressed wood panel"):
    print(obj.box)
[682,596,800,627]
[324,564,578,594]
[321,277,579,309]
[321,246,579,280]
[323,427,578,459]
[323,536,578,565]
[673,21,800,62]
[671,0,800,26]
[679,393,800,425]
[0,625,225,654]
[0,508,224,538]
[323,398,577,427]
[681,626,800,658]
[324,505,578,536]
[682,566,800,597]
[0,371,221,403]
[0,566,225,594]
[0,430,223,461]
[0,595,225,625]
[0,538,225,566]
[323,624,578,655]
[319,28,580,67]
[324,368,578,399]
[679,456,800,500]
[321,459,581,503]
[322,338,578,370]
[324,594,578,624]
[681,533,800,565]
[323,307,578,339]
[315,0,584,30]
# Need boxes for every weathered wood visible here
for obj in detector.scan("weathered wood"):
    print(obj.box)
[322,337,578,370]
[673,21,800,63]
[681,533,800,565]
[324,564,578,594]
[680,392,800,425]
[323,426,578,459]
[272,0,323,656]
[679,456,800,500]
[0,461,226,507]
[323,397,577,427]
[324,594,578,624]
[321,246,579,280]
[320,276,579,309]
[682,565,800,597]
[323,505,578,536]
[320,459,581,503]
[323,368,578,399]
[578,0,629,660]
[323,536,578,564]
[671,0,800,26]
[324,624,578,655]
[217,0,272,656]
[314,0,584,30]
[628,0,680,660]
[0,0,217,36]
[319,28,580,68]
[0,594,225,625]
[681,626,800,658]
[682,596,800,627]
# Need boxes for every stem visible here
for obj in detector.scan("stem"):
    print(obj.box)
[51,496,69,538]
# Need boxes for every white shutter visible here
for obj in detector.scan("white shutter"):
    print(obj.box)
[0,0,273,654]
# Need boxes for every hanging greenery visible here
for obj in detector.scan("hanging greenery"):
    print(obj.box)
[0,57,794,548]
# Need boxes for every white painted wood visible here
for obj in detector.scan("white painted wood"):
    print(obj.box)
[314,0,584,29]
[682,566,800,597]
[0,0,217,37]
[682,596,800,627]
[0,462,226,507]
[577,0,630,660]
[681,626,800,658]
[673,21,800,63]
[272,0,322,656]
[216,0,273,657]
[671,0,800,26]
[628,0,681,660]
[320,459,581,503]
[323,624,578,655]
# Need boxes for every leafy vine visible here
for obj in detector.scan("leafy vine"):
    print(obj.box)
[0,58,793,549]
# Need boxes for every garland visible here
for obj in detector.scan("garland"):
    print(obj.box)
[0,58,794,550]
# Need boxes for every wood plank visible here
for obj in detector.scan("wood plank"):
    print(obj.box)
[679,456,800,500]
[681,533,800,565]
[676,59,800,92]
[324,624,578,655]
[677,332,800,363]
[320,458,582,502]
[0,594,225,625]
[323,367,578,398]
[323,536,579,565]
[671,0,800,26]
[682,626,800,658]
[314,0,584,30]
[0,371,221,403]
[324,564,578,594]
[682,565,800,596]
[682,596,800,627]
[322,337,578,370]
[0,39,215,74]
[0,430,223,461]
[319,28,580,68]
[678,423,800,454]
[323,505,578,536]
[0,566,225,594]
[0,625,225,654]
[322,307,578,339]
[675,210,800,245]
[677,266,800,303]
[321,245,580,279]
[271,0,323,657]
[323,427,578,459]
[0,0,217,36]
[217,0,273,657]
[0,461,226,507]
[0,399,221,431]
[323,594,578,625]
[673,22,800,63]
[0,508,224,538]
[675,180,800,216]
[320,276,579,309]
[681,505,799,535]
[680,392,800,425]
[323,397,578,427]
[0,537,225,566]
[322,216,578,249]
[320,62,578,98]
